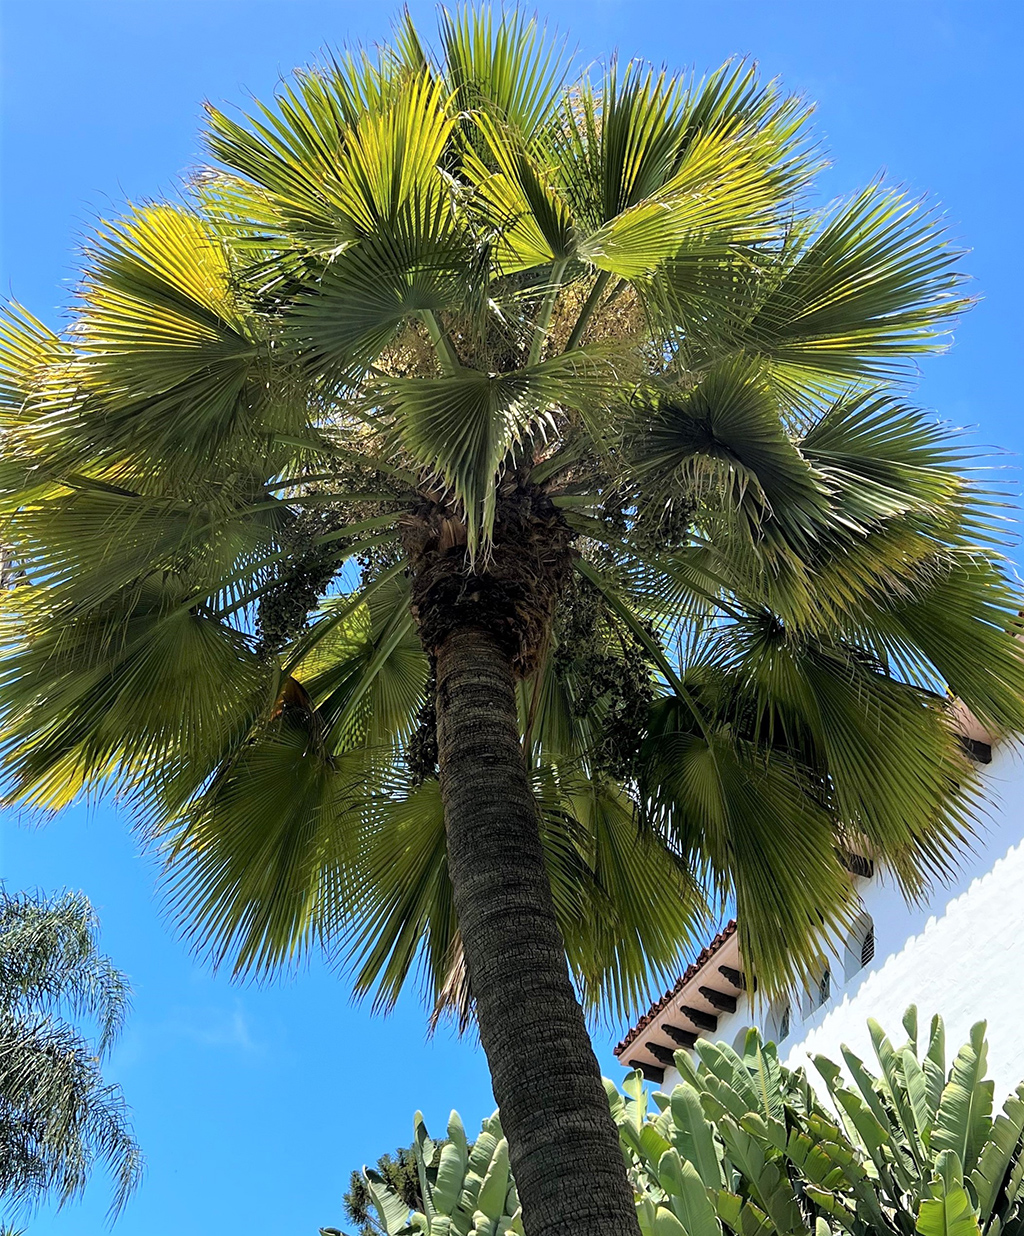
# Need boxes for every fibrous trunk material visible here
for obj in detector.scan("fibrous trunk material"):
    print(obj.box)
[434,625,642,1236]
[402,478,574,677]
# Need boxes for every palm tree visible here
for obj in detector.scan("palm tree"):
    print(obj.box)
[0,889,142,1216]
[1,11,1023,1234]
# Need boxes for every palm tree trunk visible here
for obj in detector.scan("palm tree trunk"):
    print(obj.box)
[434,625,641,1236]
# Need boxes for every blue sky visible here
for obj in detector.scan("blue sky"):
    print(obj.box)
[1,0,1022,1231]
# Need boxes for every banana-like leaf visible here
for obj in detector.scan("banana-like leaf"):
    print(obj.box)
[348,1013,1024,1236]
[713,1116,810,1235]
[668,1083,725,1189]
[917,1152,983,1236]
[366,1168,416,1236]
[433,1115,469,1217]
[657,1149,723,1236]
[932,1022,995,1177]
[971,1083,1024,1220]
[473,1138,510,1222]
[867,1020,930,1177]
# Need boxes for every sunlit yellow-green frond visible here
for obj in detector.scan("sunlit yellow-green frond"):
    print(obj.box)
[717,184,969,390]
[438,7,571,134]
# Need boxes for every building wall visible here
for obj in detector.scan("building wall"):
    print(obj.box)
[657,742,1024,1101]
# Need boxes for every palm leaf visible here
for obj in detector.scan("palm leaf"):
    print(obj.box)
[730,185,968,387]
[165,717,372,977]
[0,579,266,812]
[2,10,1021,1069]
[382,350,619,551]
[639,704,858,999]
[632,360,831,557]
[438,8,571,135]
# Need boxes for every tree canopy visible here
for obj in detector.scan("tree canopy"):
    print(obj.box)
[0,888,142,1217]
[1,7,1021,1027]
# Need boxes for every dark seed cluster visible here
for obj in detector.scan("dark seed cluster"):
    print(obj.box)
[553,575,656,781]
[631,497,696,555]
[255,505,350,656]
[406,661,439,785]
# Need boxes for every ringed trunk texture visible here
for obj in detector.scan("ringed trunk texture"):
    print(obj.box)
[434,625,642,1236]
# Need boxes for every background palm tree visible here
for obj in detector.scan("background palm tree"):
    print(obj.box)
[2,11,1023,1235]
[0,889,142,1218]
[342,1144,427,1236]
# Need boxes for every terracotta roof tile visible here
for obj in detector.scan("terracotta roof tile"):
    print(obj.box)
[614,920,738,1057]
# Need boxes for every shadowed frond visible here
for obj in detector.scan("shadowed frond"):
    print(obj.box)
[345,769,706,1027]
[632,360,831,556]
[0,577,268,812]
[384,349,621,550]
[164,718,372,978]
[639,698,860,1000]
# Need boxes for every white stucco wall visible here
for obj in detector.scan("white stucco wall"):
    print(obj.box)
[657,742,1024,1101]
[781,740,1024,1103]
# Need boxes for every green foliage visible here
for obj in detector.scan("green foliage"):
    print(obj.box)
[0,888,142,1218]
[343,1010,1024,1236]
[630,1007,1024,1236]
[343,1146,424,1236]
[2,8,1023,1030]
[330,1111,520,1236]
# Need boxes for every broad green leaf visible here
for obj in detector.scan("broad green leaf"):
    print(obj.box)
[933,1022,994,1176]
[475,1139,510,1219]
[917,1153,983,1236]
[971,1082,1024,1220]
[366,1168,416,1236]
[669,1083,725,1188]
[657,1151,722,1236]
[433,1119,469,1216]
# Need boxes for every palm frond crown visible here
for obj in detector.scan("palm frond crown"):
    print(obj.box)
[1,8,1020,1029]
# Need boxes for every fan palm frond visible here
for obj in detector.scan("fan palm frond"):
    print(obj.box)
[1,5,1018,1035]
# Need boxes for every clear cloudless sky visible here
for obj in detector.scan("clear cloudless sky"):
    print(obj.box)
[1,1,1022,1231]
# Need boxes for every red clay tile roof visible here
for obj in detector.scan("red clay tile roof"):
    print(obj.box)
[614,920,738,1057]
